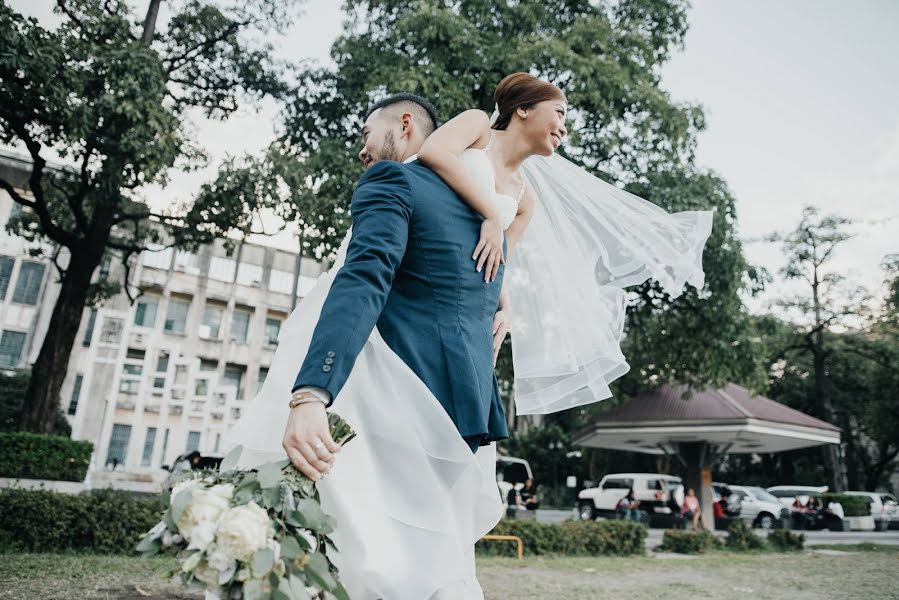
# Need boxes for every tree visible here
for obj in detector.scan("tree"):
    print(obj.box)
[0,0,302,432]
[280,0,765,426]
[766,206,865,491]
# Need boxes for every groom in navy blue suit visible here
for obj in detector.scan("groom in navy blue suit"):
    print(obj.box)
[282,94,509,481]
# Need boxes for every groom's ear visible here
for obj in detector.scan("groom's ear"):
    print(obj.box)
[400,112,414,137]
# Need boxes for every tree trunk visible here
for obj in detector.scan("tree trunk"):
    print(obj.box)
[141,0,164,45]
[19,252,100,432]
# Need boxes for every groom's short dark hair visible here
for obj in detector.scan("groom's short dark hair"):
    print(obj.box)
[366,93,440,137]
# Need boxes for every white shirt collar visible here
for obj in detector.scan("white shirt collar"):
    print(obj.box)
[403,154,418,164]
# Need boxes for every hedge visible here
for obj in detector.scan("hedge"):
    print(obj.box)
[477,519,646,557]
[768,528,805,551]
[0,369,71,437]
[657,529,723,554]
[0,432,93,482]
[821,493,870,517]
[725,520,765,551]
[0,488,163,553]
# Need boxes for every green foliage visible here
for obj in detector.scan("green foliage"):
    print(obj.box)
[477,519,646,557]
[275,0,763,395]
[767,528,805,552]
[0,489,163,553]
[0,370,70,436]
[657,529,723,554]
[821,494,870,517]
[0,432,92,482]
[725,520,765,551]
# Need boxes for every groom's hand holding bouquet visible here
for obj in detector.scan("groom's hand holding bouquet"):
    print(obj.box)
[137,411,355,600]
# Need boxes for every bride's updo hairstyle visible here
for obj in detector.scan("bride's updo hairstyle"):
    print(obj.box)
[492,73,565,131]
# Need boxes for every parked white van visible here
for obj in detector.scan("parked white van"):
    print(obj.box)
[577,473,682,521]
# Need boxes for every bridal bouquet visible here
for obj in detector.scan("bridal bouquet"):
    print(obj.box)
[137,413,355,600]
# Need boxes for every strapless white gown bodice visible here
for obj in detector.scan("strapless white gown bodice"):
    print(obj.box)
[459,148,520,230]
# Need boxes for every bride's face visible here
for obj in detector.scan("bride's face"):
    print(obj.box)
[520,98,568,157]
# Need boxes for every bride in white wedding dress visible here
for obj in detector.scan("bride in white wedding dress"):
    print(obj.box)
[225,74,712,599]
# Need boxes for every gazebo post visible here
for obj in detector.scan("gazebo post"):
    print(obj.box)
[678,441,715,531]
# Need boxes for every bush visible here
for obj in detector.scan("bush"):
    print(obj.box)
[0,432,92,481]
[657,529,723,554]
[821,493,870,517]
[0,488,164,553]
[477,518,646,557]
[726,520,765,551]
[0,369,71,436]
[768,528,805,551]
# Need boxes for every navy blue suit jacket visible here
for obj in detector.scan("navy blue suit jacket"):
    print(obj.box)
[292,160,509,447]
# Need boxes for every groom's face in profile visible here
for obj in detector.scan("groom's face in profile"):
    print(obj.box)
[358,106,419,169]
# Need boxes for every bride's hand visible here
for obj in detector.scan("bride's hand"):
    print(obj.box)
[282,402,340,481]
[492,309,511,367]
[473,216,504,283]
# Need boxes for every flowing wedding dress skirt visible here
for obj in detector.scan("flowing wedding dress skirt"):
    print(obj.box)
[224,231,503,600]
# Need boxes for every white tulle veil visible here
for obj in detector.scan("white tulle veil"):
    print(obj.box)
[506,148,713,415]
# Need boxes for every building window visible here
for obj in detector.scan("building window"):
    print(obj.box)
[214,433,222,453]
[12,261,45,305]
[0,330,26,369]
[67,374,84,415]
[268,269,294,294]
[134,297,158,328]
[82,308,98,347]
[200,303,224,340]
[142,244,173,270]
[99,317,123,344]
[161,428,170,464]
[199,358,218,372]
[186,431,201,452]
[164,298,190,334]
[118,379,140,395]
[194,378,209,396]
[0,256,13,300]
[152,377,165,396]
[257,366,269,394]
[174,364,188,385]
[230,308,252,344]
[106,424,132,467]
[209,256,237,282]
[236,262,263,287]
[156,351,169,373]
[223,363,245,400]
[141,427,157,467]
[264,318,281,345]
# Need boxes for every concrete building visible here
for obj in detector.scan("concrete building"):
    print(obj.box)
[0,150,326,489]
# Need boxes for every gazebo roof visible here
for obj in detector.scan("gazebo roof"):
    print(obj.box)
[573,383,841,455]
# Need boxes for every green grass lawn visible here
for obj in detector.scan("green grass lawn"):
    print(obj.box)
[1,549,897,600]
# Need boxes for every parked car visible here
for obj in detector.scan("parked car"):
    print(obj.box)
[766,485,829,508]
[577,473,682,521]
[496,456,534,507]
[728,485,790,529]
[845,491,898,531]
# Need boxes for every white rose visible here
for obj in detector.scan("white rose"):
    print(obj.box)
[171,478,202,501]
[178,489,231,541]
[188,520,217,551]
[215,502,272,561]
[209,483,234,501]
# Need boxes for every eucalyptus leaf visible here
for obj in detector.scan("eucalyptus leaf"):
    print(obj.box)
[257,459,290,489]
[262,484,282,509]
[219,446,242,472]
[294,499,334,533]
[135,535,161,555]
[252,547,275,578]
[281,536,302,560]
[181,551,202,573]
[170,489,193,525]
[304,552,336,590]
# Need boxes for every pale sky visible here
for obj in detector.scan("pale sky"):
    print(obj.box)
[8,0,899,312]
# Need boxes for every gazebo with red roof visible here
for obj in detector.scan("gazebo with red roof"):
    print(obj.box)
[573,383,841,529]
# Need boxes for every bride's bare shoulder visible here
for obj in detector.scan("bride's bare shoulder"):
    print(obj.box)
[448,109,493,150]
[419,109,492,158]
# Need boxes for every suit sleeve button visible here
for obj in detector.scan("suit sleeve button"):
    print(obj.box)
[326,351,336,358]
[325,357,334,365]
[322,365,332,373]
